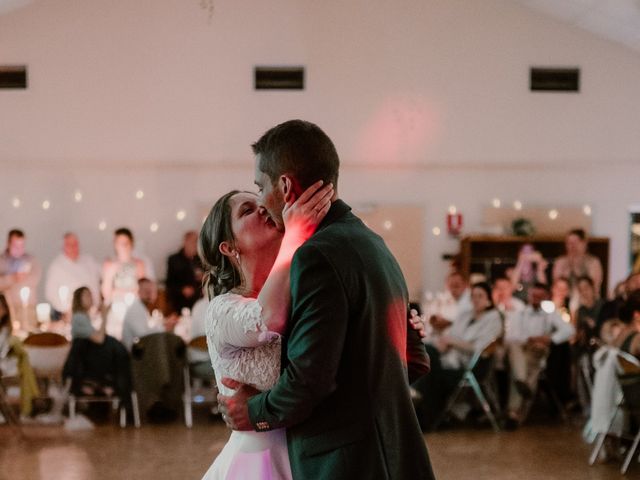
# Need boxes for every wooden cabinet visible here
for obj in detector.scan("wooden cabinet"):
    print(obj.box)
[459,235,610,296]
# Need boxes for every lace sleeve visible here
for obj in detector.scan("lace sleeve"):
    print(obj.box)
[206,293,281,348]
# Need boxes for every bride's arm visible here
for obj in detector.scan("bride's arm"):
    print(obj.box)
[257,181,333,335]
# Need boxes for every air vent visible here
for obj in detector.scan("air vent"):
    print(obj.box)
[0,65,27,89]
[255,67,304,90]
[530,67,579,92]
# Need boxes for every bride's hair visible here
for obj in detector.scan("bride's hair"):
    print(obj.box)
[198,190,243,299]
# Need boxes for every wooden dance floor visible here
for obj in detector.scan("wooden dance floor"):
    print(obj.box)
[1,417,636,479]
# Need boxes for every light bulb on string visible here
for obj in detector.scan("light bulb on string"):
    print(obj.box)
[176,210,186,221]
[11,197,21,208]
[42,200,51,210]
[74,190,83,202]
[513,200,523,211]
[135,190,144,200]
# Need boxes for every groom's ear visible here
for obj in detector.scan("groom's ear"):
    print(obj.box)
[279,175,297,204]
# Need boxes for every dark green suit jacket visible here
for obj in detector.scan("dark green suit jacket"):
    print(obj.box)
[248,200,434,479]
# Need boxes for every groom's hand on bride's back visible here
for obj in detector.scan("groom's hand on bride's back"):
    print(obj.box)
[217,377,259,431]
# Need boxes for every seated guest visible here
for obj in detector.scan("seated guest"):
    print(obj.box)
[548,277,574,405]
[493,275,526,314]
[65,287,132,405]
[597,272,640,335]
[0,293,40,418]
[121,278,178,351]
[504,282,575,428]
[574,276,605,415]
[427,271,473,337]
[71,287,108,344]
[612,290,640,358]
[510,243,548,302]
[101,227,146,305]
[589,292,640,457]
[45,233,100,318]
[102,228,147,339]
[0,229,42,316]
[166,231,203,312]
[492,275,525,407]
[553,228,603,308]
[575,276,604,356]
[551,277,571,317]
[414,282,503,431]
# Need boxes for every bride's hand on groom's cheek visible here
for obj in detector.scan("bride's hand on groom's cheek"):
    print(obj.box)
[217,377,259,431]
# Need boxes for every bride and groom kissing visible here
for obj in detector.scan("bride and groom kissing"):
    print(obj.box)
[199,120,435,479]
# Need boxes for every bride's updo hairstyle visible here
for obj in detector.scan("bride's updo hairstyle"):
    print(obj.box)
[198,190,242,299]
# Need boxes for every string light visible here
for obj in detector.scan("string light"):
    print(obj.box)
[583,205,592,216]
[448,205,457,215]
[135,190,144,200]
[548,209,559,220]
[11,197,21,208]
[150,222,159,233]
[176,210,186,221]
[491,198,501,208]
[513,200,523,211]
[383,220,393,231]
[432,227,441,236]
[42,200,51,210]
[98,221,107,231]
[74,190,83,202]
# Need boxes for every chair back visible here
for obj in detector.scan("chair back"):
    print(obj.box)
[467,339,499,380]
[188,335,207,351]
[23,332,70,379]
[23,332,69,347]
[617,352,640,416]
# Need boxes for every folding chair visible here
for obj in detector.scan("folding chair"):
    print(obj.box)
[434,339,501,432]
[23,332,70,402]
[589,351,640,474]
[63,337,141,428]
[183,335,217,428]
[67,378,141,428]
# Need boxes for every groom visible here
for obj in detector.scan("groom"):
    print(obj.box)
[219,120,435,479]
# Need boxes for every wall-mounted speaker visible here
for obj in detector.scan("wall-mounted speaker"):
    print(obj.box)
[0,65,27,89]
[530,67,579,92]
[254,66,304,90]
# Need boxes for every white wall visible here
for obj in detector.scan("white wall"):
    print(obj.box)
[1,0,639,300]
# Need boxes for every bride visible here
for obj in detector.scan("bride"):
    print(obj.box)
[198,180,333,479]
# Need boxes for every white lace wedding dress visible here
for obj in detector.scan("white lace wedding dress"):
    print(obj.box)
[201,293,292,480]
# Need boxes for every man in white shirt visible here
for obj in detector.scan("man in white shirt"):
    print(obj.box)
[426,272,473,345]
[45,233,101,317]
[505,282,575,427]
[0,229,42,310]
[121,278,177,351]
[492,276,526,315]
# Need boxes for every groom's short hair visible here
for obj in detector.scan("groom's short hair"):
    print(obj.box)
[252,119,340,190]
